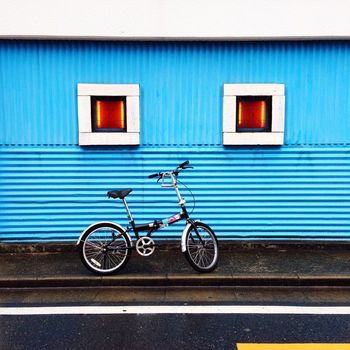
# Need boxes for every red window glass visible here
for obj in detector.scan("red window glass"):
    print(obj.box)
[236,96,271,132]
[93,97,126,131]
[238,100,267,129]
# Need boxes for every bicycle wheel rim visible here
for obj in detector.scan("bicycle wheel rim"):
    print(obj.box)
[82,227,129,273]
[186,225,218,270]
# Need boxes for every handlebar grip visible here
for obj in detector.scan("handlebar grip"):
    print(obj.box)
[178,160,189,168]
[148,173,160,179]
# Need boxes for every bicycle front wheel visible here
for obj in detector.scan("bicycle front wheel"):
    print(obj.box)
[183,222,219,273]
[78,222,131,275]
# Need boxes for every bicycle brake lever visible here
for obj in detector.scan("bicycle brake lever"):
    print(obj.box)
[183,166,193,169]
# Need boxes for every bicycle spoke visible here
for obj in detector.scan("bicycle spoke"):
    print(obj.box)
[86,241,103,250]
[109,252,122,266]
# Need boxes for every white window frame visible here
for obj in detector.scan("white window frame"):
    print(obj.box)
[223,84,285,145]
[78,84,140,145]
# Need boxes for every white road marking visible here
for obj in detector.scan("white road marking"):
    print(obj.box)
[1,305,350,315]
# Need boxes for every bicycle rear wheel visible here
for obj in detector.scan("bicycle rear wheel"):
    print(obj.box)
[183,222,219,273]
[78,222,131,275]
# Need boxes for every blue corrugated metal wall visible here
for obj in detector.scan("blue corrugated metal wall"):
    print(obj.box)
[1,40,350,241]
[2,40,350,146]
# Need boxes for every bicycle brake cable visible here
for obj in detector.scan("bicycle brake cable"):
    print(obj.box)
[177,179,196,215]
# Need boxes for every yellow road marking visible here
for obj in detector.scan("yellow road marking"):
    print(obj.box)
[237,345,350,350]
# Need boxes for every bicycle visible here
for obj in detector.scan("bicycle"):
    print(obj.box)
[77,161,219,275]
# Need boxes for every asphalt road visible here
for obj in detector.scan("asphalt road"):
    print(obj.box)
[2,286,350,350]
[1,310,350,350]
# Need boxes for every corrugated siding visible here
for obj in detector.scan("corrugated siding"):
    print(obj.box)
[1,40,350,146]
[1,40,350,242]
[1,146,350,242]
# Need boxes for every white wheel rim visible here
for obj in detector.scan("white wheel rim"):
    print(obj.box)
[187,226,218,270]
[82,227,129,273]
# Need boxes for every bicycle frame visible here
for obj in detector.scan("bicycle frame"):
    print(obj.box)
[122,173,193,240]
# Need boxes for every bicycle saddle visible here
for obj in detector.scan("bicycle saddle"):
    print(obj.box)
[107,188,132,199]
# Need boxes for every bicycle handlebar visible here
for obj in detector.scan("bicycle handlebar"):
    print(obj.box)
[148,172,161,179]
[178,160,189,169]
[148,161,191,179]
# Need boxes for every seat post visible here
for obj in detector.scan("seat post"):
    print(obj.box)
[122,198,133,222]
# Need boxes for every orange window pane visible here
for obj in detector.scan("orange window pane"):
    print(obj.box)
[95,99,125,130]
[238,100,267,129]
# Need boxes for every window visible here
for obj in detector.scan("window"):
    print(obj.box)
[223,84,285,145]
[78,84,140,145]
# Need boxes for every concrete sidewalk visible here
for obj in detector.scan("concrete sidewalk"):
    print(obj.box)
[1,242,350,288]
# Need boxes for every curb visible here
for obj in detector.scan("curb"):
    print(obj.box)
[2,273,350,289]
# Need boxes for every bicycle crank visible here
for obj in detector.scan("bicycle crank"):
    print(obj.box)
[136,237,156,257]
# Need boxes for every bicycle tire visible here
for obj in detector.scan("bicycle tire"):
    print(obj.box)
[78,222,131,275]
[183,221,219,273]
